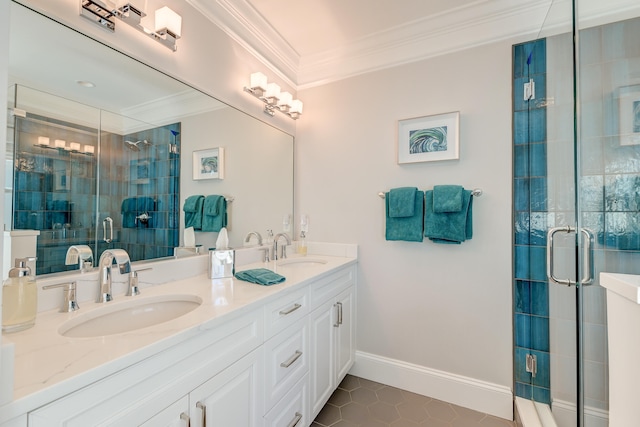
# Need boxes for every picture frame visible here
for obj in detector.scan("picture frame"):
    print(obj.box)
[397,111,460,164]
[130,158,152,184]
[193,147,225,180]
[617,85,640,146]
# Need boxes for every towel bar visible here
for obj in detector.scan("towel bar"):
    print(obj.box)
[378,188,483,198]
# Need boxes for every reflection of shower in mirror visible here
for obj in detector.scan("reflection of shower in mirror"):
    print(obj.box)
[124,139,152,151]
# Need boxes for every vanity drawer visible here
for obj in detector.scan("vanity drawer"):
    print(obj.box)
[264,321,309,410]
[309,266,354,309]
[264,286,309,338]
[264,373,308,427]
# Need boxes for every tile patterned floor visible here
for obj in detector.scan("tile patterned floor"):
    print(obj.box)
[312,375,516,427]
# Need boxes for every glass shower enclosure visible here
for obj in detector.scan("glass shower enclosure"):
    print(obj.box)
[514,0,640,425]
[8,85,180,275]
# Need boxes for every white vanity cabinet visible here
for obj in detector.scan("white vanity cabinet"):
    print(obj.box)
[309,268,356,419]
[8,258,357,427]
[28,311,263,427]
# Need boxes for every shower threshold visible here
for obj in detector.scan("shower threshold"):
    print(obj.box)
[515,397,558,427]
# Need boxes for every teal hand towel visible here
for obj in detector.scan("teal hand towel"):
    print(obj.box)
[234,268,286,285]
[388,187,418,218]
[424,189,473,244]
[201,195,227,232]
[385,189,424,242]
[433,185,463,213]
[183,195,204,230]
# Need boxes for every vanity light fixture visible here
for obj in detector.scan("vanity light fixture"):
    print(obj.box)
[37,137,50,147]
[55,139,67,149]
[244,72,303,120]
[80,0,182,51]
[83,145,95,155]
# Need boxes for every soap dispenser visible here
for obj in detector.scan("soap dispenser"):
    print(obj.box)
[2,257,38,333]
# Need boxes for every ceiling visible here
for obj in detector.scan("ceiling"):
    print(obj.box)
[189,0,558,88]
[189,0,640,89]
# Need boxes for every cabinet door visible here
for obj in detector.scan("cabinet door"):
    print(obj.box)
[335,287,355,383]
[140,396,189,427]
[309,298,335,418]
[190,348,264,427]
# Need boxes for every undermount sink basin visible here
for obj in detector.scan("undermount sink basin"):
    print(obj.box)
[277,257,328,268]
[59,294,202,338]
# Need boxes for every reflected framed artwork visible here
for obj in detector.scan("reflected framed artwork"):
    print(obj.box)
[617,85,640,146]
[397,111,460,164]
[193,147,225,180]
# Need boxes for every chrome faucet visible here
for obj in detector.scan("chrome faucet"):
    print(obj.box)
[65,245,94,272]
[273,232,291,260]
[98,249,131,303]
[244,231,263,246]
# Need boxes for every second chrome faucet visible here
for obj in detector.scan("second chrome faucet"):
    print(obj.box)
[98,249,131,303]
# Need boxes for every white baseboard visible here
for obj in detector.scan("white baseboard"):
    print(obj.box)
[350,351,513,420]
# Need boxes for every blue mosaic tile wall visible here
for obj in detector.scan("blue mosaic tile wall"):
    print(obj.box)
[13,115,180,274]
[512,39,551,404]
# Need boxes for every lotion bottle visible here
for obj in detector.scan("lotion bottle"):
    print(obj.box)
[2,257,38,333]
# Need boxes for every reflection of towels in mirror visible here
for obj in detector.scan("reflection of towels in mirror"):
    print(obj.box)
[385,188,424,242]
[424,188,473,244]
[202,195,228,232]
[183,195,204,230]
[121,197,157,228]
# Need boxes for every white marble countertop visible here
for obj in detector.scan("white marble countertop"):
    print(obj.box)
[0,244,357,423]
[600,272,640,304]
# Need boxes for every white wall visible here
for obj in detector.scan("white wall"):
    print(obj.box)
[296,40,515,416]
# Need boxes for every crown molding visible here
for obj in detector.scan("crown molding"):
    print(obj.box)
[188,0,640,90]
[186,0,299,87]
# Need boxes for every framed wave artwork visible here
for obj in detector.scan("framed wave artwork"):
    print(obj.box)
[193,147,225,180]
[397,111,460,164]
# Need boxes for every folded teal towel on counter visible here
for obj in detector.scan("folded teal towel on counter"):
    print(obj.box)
[234,268,286,285]
[388,187,418,217]
[433,185,463,213]
[424,189,473,244]
[385,188,424,242]
[201,195,227,232]
[183,195,204,230]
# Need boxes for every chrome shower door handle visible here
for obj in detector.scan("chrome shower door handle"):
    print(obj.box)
[547,226,594,286]
[547,226,577,286]
[103,217,113,243]
[580,228,594,286]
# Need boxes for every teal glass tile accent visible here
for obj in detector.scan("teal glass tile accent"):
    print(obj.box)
[528,109,547,144]
[531,316,550,351]
[529,246,547,282]
[513,44,528,79]
[515,178,530,212]
[530,281,549,317]
[514,245,530,280]
[532,386,551,405]
[530,143,547,177]
[530,177,547,211]
[515,314,531,348]
[515,212,530,245]
[515,145,529,177]
[528,40,547,75]
[515,382,532,399]
[515,280,531,314]
[514,111,530,145]
[529,212,550,246]
[512,38,550,404]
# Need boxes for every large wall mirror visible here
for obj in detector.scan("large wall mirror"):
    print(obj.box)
[6,2,294,276]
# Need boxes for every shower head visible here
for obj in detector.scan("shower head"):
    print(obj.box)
[124,139,152,151]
